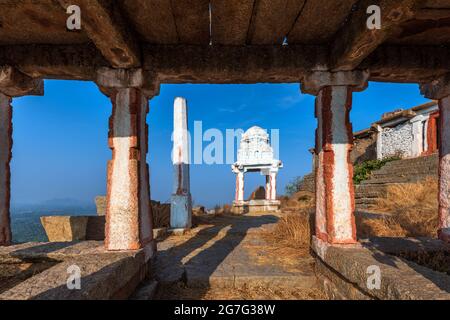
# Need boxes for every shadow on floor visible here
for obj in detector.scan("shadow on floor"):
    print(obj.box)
[363,237,450,293]
[153,214,279,299]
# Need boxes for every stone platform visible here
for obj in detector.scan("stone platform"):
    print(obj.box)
[146,213,319,299]
[0,241,153,300]
[231,200,280,214]
[313,236,450,300]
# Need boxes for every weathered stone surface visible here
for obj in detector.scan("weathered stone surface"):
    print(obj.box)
[41,216,106,242]
[58,0,141,68]
[210,0,254,45]
[0,94,12,245]
[421,73,450,100]
[41,215,105,242]
[301,70,369,95]
[96,67,160,98]
[0,66,43,97]
[247,0,306,45]
[95,196,106,216]
[105,88,153,251]
[40,216,89,242]
[331,0,421,71]
[0,241,153,300]
[1,43,450,83]
[130,280,158,300]
[1,2,450,83]
[315,258,372,300]
[154,213,317,293]
[312,236,450,300]
[96,195,170,229]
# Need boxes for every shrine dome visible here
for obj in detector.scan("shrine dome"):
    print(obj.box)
[241,126,269,142]
[236,126,277,166]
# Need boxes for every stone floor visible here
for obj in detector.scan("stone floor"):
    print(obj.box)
[0,241,151,300]
[138,212,324,300]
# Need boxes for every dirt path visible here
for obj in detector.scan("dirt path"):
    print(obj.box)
[140,212,325,300]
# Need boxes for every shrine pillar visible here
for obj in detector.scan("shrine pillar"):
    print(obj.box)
[234,170,245,202]
[96,68,159,253]
[302,71,369,245]
[421,75,450,242]
[265,171,277,201]
[0,66,43,246]
[170,97,192,230]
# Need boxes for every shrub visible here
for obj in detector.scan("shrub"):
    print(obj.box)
[268,209,314,249]
[353,157,399,184]
[285,176,304,196]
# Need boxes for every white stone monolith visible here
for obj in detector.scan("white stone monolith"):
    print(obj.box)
[170,97,192,230]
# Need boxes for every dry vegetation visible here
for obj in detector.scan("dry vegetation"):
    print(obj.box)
[274,178,439,241]
[264,191,315,253]
[156,282,326,300]
[357,178,439,238]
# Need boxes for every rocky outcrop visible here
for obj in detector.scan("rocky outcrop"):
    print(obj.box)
[40,216,105,242]
[297,173,315,193]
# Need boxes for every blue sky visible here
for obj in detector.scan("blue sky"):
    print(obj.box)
[10,80,430,209]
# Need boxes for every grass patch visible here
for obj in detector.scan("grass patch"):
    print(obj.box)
[357,178,438,238]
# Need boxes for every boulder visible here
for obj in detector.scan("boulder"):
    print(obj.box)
[40,216,89,242]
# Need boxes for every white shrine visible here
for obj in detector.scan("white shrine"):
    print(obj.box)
[231,126,283,214]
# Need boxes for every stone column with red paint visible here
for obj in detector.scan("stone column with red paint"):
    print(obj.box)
[0,66,43,246]
[170,97,192,230]
[302,71,369,245]
[265,171,277,201]
[97,68,159,253]
[421,75,450,242]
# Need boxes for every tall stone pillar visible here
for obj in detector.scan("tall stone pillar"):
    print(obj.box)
[265,172,277,201]
[421,75,450,242]
[97,68,158,252]
[0,94,12,245]
[0,66,43,246]
[302,71,369,245]
[170,97,192,230]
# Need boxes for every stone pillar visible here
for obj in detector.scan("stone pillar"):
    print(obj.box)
[0,66,43,246]
[235,171,244,202]
[170,97,192,230]
[425,111,439,155]
[266,172,277,200]
[411,115,425,157]
[97,68,158,252]
[0,94,12,245]
[421,75,450,242]
[302,71,369,245]
[375,125,383,160]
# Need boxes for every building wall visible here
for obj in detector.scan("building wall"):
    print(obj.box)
[381,122,413,158]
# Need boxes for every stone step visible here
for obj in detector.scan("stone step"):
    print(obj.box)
[355,191,386,199]
[375,165,437,174]
[369,171,437,180]
[355,198,379,205]
[381,155,438,166]
[360,174,434,185]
